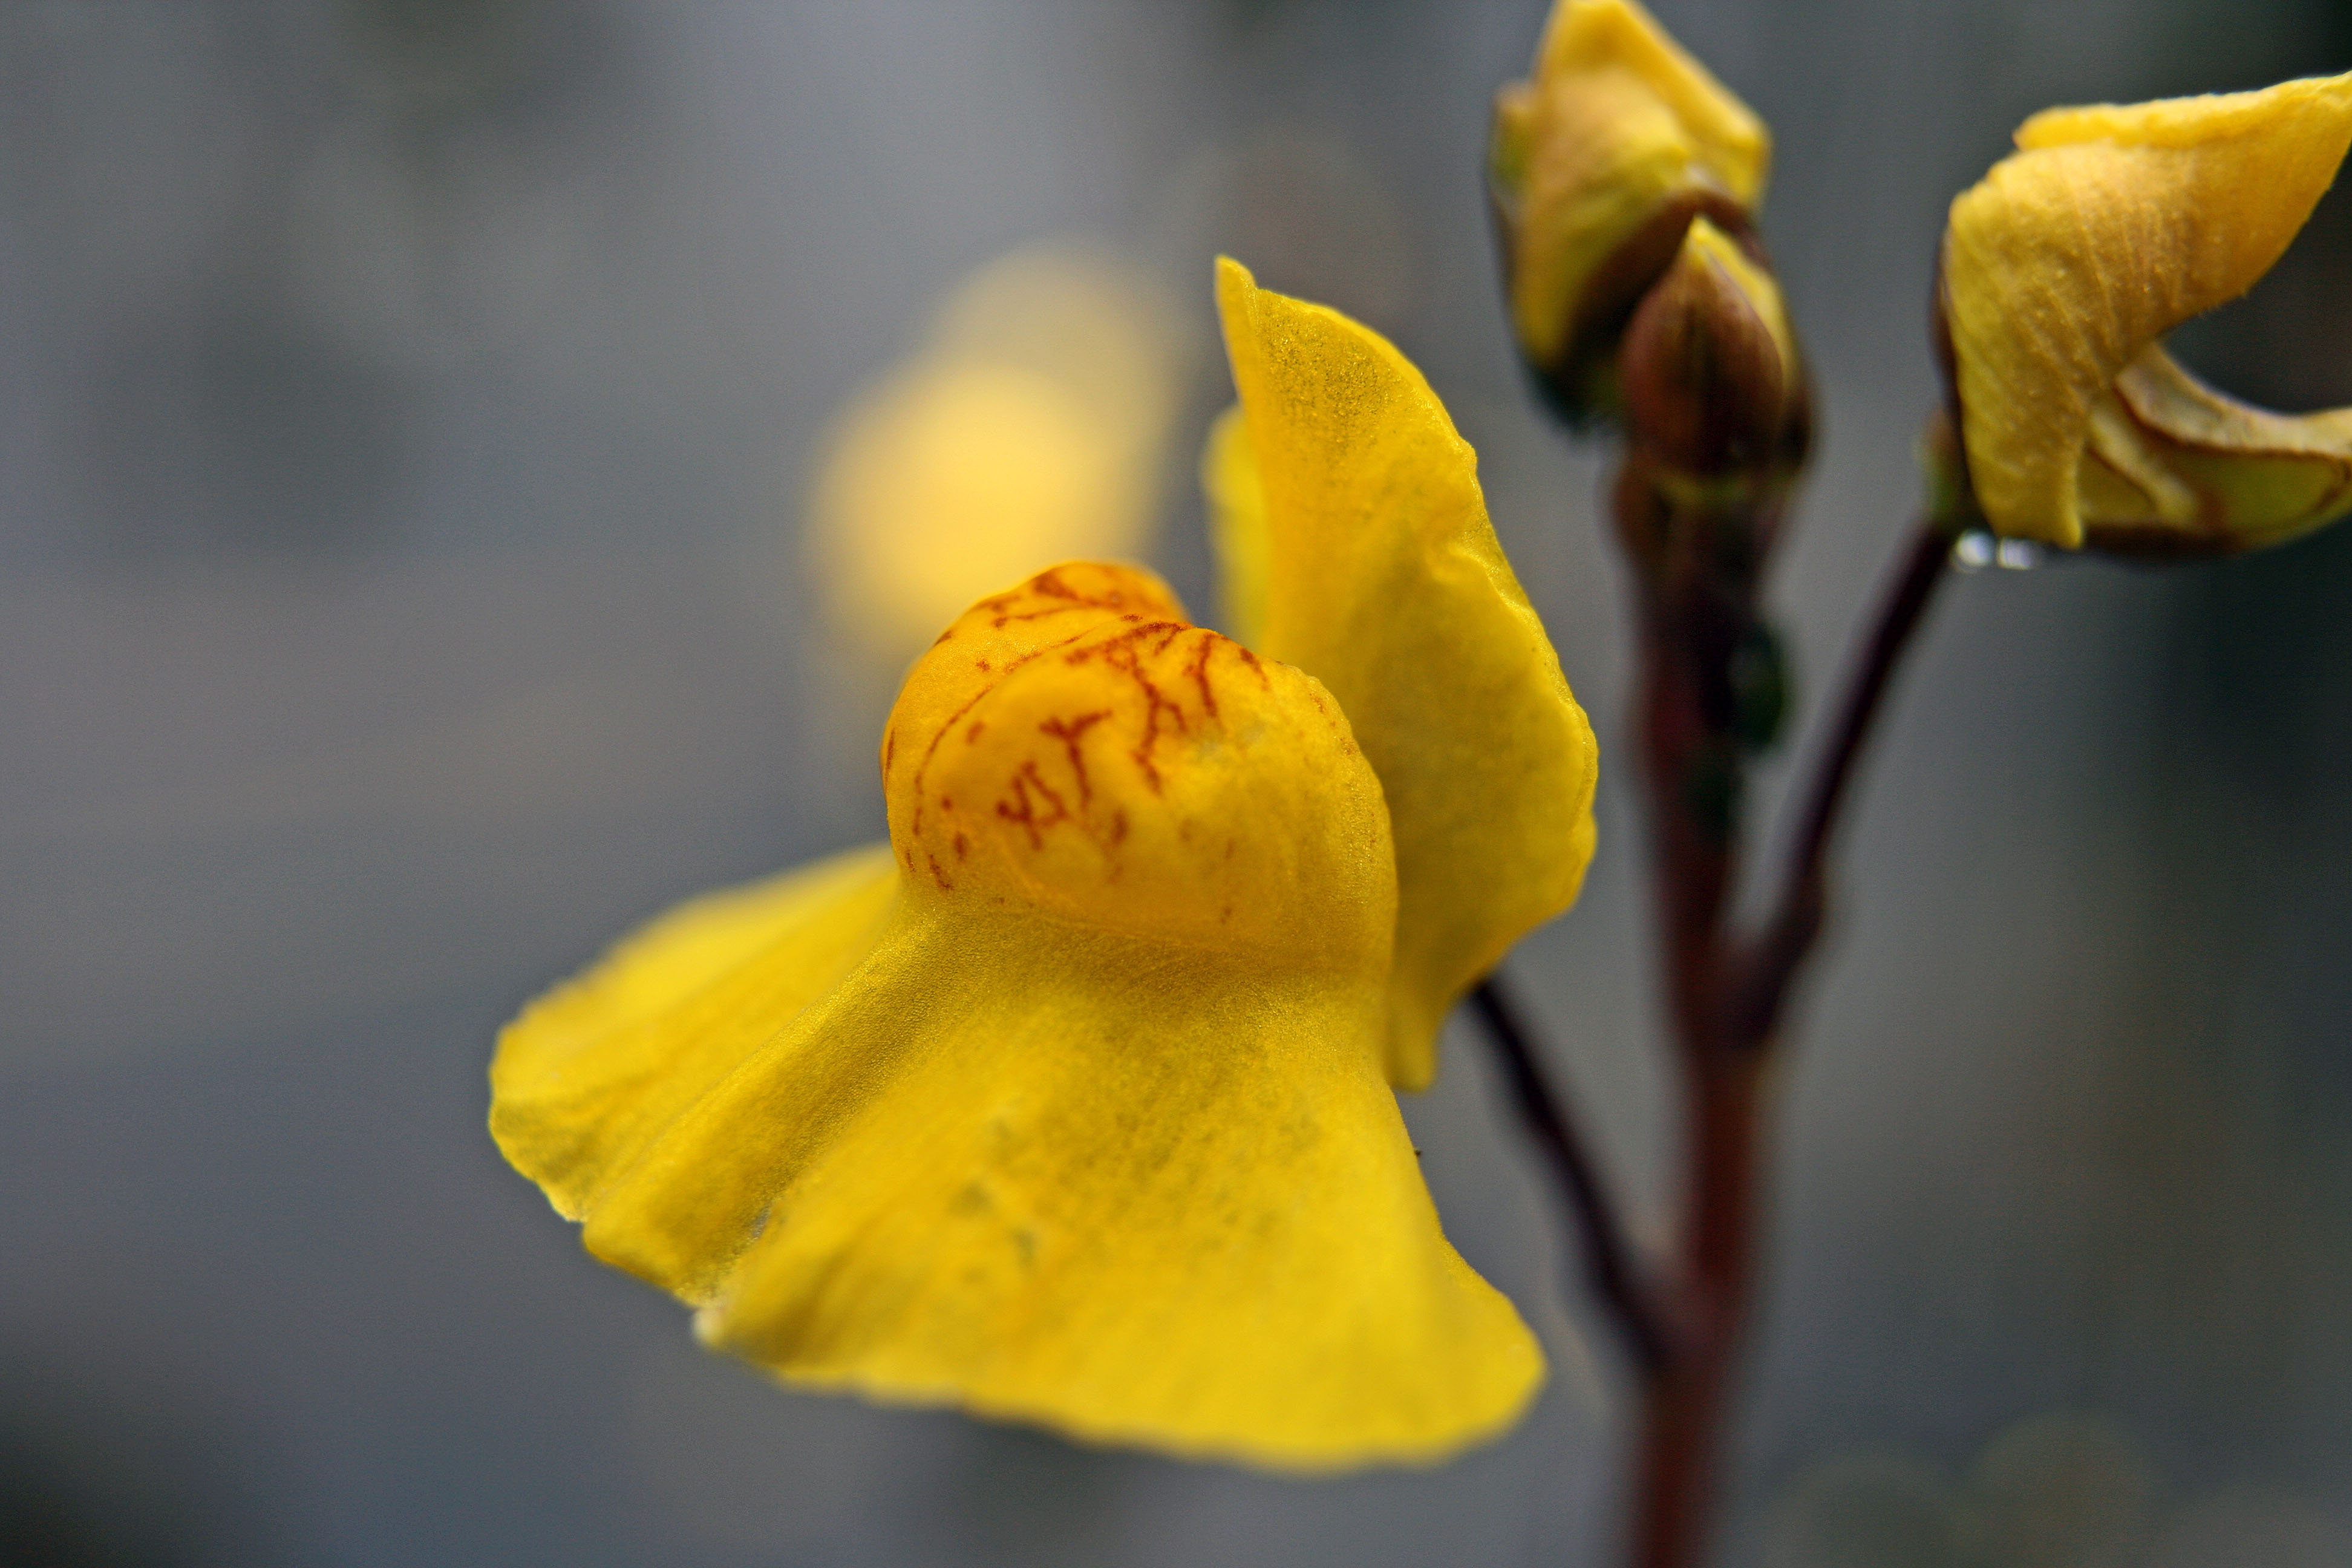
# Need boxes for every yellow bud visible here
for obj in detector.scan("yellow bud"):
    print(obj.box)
[881,563,1393,969]
[1489,0,1768,415]
[1942,71,2352,549]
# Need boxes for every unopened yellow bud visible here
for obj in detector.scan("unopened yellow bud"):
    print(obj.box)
[1490,0,1768,416]
[1942,71,2352,550]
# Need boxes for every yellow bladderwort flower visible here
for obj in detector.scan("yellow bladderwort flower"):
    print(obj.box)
[1942,71,2352,555]
[491,264,1597,1469]
[1489,0,1768,417]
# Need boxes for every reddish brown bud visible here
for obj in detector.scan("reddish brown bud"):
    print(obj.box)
[1618,218,1805,479]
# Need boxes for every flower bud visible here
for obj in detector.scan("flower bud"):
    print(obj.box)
[1489,0,1769,417]
[1941,71,2352,551]
[1618,217,1804,480]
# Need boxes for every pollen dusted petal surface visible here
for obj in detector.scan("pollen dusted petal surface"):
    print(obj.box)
[1944,71,2352,546]
[542,564,1544,1469]
[490,844,899,1222]
[1215,259,1600,1090]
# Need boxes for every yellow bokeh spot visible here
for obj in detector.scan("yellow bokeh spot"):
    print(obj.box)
[806,247,1181,655]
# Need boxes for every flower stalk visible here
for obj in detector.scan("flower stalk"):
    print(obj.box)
[1594,393,1959,1568]
[1484,21,1968,1549]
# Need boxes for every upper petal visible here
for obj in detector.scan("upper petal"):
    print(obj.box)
[1215,259,1600,1089]
[1200,403,1272,650]
[1945,71,2352,546]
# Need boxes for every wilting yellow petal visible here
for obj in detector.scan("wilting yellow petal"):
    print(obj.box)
[522,565,1542,1469]
[490,844,899,1222]
[1944,71,2352,546]
[2076,345,2352,555]
[1215,258,1599,1091]
[1200,403,1272,649]
[1491,0,1768,399]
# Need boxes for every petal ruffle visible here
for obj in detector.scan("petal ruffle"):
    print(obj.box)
[1944,71,2352,546]
[1215,258,1600,1089]
[491,844,899,1221]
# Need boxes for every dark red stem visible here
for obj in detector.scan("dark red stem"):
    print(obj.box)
[1470,975,1670,1379]
[1472,483,1957,1568]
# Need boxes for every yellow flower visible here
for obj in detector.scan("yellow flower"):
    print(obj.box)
[1942,72,2352,553]
[491,264,1597,1469]
[1489,0,1768,414]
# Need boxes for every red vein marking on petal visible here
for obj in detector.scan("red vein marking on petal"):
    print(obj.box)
[1185,632,1220,719]
[907,630,1088,840]
[1037,710,1112,805]
[1063,621,1192,794]
[995,760,1072,850]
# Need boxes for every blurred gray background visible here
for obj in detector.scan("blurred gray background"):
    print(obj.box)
[5,1,2351,1564]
